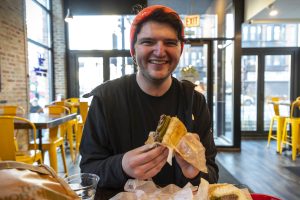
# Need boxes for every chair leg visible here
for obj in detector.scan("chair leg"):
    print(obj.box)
[291,122,299,161]
[267,117,275,147]
[76,123,83,158]
[280,121,288,154]
[49,145,58,172]
[67,123,75,163]
[61,143,68,176]
[276,117,285,152]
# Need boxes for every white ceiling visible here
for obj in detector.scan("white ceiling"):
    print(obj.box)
[249,0,300,24]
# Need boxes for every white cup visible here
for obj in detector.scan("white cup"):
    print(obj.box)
[65,173,100,200]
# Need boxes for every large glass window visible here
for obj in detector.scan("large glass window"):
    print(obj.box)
[26,0,52,108]
[67,14,219,50]
[242,24,300,47]
[68,15,134,50]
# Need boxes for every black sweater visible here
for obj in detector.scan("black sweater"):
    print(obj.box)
[80,74,218,190]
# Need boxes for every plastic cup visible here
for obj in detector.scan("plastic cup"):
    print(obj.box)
[65,173,100,200]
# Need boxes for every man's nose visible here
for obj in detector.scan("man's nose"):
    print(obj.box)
[153,41,166,56]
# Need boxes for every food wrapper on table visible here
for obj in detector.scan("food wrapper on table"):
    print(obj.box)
[109,179,196,200]
[109,178,253,200]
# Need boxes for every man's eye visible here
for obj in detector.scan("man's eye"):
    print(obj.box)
[165,41,179,46]
[140,40,154,45]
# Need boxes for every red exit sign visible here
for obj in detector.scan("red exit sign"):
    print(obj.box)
[184,15,200,27]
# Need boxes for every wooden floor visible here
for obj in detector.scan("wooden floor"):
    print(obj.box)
[54,139,300,200]
[216,140,300,200]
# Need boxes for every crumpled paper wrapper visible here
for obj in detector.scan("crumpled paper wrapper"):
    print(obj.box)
[109,179,197,200]
[146,132,207,173]
[110,179,253,200]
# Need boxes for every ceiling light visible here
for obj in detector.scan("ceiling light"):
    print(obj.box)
[65,8,73,23]
[268,3,278,17]
[269,9,278,16]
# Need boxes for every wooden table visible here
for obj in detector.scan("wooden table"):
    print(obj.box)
[14,112,77,151]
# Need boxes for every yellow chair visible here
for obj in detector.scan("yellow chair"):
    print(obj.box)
[29,105,69,175]
[267,97,287,152]
[0,105,25,151]
[75,101,89,158]
[280,99,300,160]
[65,98,80,114]
[0,116,43,164]
[0,105,25,115]
[52,101,78,163]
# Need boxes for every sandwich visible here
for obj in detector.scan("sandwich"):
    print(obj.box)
[148,115,187,148]
[208,184,251,200]
[197,179,252,200]
[145,114,207,173]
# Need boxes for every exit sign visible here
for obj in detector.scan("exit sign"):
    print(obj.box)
[184,15,200,27]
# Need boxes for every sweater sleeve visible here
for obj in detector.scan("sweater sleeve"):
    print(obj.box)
[79,96,129,189]
[192,91,219,184]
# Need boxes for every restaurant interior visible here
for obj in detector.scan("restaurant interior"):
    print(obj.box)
[0,0,300,199]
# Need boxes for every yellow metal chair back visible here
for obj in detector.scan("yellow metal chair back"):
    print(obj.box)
[0,116,42,164]
[46,105,70,116]
[270,97,281,116]
[51,100,65,106]
[0,105,26,151]
[0,105,25,115]
[65,98,80,114]
[79,101,89,124]
[280,99,300,160]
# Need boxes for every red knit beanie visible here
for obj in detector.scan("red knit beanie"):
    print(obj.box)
[130,5,185,57]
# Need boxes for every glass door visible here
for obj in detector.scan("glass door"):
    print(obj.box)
[176,40,235,146]
[241,55,258,131]
[241,48,295,135]
[263,55,291,131]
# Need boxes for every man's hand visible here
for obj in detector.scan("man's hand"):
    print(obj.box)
[175,133,202,179]
[175,152,200,179]
[122,144,169,180]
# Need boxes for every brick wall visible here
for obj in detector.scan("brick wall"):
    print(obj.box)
[0,0,28,110]
[52,0,67,99]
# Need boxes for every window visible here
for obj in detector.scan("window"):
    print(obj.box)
[242,24,300,47]
[26,0,52,108]
[68,15,134,50]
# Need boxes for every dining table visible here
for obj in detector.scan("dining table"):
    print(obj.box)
[13,112,77,152]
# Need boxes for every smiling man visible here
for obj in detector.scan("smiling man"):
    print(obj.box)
[80,5,218,194]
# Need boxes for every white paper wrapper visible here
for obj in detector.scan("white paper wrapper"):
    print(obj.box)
[145,132,207,173]
[110,179,196,200]
[110,179,253,200]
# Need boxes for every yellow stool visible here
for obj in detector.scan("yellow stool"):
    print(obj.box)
[267,97,287,152]
[280,99,300,160]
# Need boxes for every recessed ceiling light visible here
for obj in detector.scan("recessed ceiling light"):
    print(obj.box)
[269,9,278,16]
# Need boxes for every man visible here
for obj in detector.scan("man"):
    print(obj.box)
[80,5,218,192]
